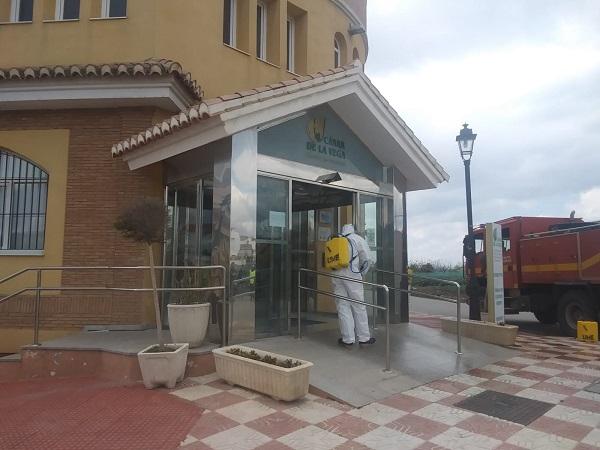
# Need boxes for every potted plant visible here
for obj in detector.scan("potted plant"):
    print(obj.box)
[213,345,313,401]
[167,269,211,348]
[114,197,189,389]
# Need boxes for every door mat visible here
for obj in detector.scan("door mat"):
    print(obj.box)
[290,318,326,326]
[584,380,600,394]
[455,390,554,425]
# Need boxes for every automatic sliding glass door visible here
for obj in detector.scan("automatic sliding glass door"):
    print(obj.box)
[255,176,290,337]
[359,194,395,318]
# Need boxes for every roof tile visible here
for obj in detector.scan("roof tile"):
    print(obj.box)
[253,85,273,93]
[219,93,242,101]
[0,58,202,100]
[111,62,364,158]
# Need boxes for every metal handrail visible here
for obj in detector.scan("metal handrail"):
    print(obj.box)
[373,269,463,355]
[0,265,227,347]
[297,268,391,372]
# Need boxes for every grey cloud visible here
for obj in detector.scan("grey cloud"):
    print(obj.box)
[367,0,600,74]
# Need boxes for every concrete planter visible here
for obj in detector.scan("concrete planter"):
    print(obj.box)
[137,343,189,389]
[168,303,210,348]
[213,345,313,401]
[441,317,519,346]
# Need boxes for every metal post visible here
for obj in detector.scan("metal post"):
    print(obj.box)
[222,267,228,347]
[456,283,462,355]
[384,286,391,372]
[32,269,42,346]
[464,159,481,321]
[297,270,301,339]
[372,284,377,331]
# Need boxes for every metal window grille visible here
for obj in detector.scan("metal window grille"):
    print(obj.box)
[0,150,48,251]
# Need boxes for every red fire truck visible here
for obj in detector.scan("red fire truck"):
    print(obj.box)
[470,217,600,336]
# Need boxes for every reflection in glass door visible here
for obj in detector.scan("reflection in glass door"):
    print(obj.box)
[164,179,213,319]
[359,194,395,318]
[255,176,289,337]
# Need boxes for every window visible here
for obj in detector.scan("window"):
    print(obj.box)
[0,150,48,252]
[10,0,34,22]
[502,228,511,252]
[55,0,80,20]
[256,1,267,60]
[101,0,127,18]
[353,47,359,61]
[223,0,237,46]
[286,17,295,72]
[334,37,341,68]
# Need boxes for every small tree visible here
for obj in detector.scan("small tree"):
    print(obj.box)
[115,198,167,349]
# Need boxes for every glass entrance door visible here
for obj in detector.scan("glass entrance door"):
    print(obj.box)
[255,176,290,337]
[164,179,213,321]
[291,181,354,324]
[359,194,395,318]
[254,176,394,337]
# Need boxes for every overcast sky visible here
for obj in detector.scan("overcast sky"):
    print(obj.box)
[365,0,600,264]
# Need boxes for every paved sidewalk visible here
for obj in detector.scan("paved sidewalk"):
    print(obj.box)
[0,377,202,450]
[173,331,600,450]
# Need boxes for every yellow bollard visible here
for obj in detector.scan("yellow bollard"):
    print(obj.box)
[577,321,599,342]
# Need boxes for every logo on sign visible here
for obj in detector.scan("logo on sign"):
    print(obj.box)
[305,117,346,160]
[307,118,326,143]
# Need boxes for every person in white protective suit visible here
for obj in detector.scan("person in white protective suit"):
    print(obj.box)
[332,224,376,347]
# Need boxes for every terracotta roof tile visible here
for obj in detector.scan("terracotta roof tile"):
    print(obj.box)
[110,59,449,182]
[236,89,259,97]
[203,98,224,106]
[254,85,273,93]
[218,93,242,101]
[268,82,285,89]
[0,58,202,100]
[294,75,314,83]
[111,61,364,157]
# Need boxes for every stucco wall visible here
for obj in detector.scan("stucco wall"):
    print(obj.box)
[0,0,368,98]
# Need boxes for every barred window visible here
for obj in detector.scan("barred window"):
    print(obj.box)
[0,150,48,252]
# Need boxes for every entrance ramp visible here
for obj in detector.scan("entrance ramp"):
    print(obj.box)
[244,322,519,408]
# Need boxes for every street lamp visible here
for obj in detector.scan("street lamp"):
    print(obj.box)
[457,123,481,321]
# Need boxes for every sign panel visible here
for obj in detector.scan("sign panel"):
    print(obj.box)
[485,223,505,324]
[258,104,385,183]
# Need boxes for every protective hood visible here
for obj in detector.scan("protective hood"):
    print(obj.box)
[342,224,355,236]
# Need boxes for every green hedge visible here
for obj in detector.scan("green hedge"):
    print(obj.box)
[411,270,465,287]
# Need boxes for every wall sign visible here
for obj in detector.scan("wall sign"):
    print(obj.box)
[258,104,384,183]
[306,118,346,160]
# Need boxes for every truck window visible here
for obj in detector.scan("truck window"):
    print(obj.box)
[475,237,484,253]
[502,228,511,252]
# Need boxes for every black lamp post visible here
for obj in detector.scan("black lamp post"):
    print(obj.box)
[457,123,481,321]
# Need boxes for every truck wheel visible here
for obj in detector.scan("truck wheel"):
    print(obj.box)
[534,309,557,324]
[558,290,597,337]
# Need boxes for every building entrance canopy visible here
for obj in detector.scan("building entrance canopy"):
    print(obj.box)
[113,61,448,192]
[113,61,449,343]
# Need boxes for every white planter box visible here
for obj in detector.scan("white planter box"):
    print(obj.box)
[137,343,189,389]
[213,345,313,401]
[168,303,210,348]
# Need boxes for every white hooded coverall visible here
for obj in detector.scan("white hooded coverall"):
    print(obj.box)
[332,224,372,344]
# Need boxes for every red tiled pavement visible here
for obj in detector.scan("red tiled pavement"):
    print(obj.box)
[0,377,202,450]
[173,323,600,449]
[3,318,600,450]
